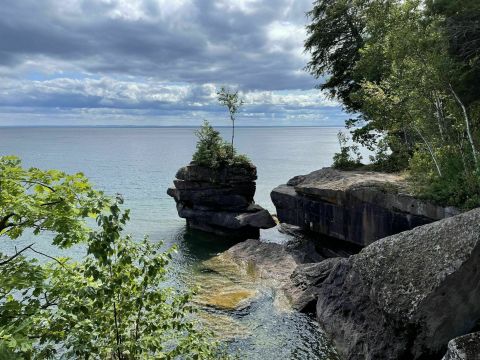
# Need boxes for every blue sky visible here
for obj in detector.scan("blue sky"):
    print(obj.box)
[0,0,346,126]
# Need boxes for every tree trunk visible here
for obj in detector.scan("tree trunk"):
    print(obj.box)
[231,116,235,153]
[414,125,443,177]
[449,84,478,168]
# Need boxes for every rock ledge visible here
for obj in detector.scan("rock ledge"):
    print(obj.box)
[271,167,459,246]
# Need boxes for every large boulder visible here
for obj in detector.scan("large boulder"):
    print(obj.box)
[271,167,459,246]
[442,332,480,360]
[168,163,275,238]
[313,208,480,360]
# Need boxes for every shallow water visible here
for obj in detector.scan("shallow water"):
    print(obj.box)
[0,126,343,359]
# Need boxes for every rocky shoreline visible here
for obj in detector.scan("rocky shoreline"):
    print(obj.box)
[170,165,480,359]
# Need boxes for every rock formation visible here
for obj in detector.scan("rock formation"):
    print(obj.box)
[442,332,480,360]
[309,208,480,360]
[168,163,275,238]
[271,167,459,247]
[202,224,355,311]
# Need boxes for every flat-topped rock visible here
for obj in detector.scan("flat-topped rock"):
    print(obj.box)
[271,167,459,246]
[314,208,480,360]
[176,164,257,183]
[168,163,275,238]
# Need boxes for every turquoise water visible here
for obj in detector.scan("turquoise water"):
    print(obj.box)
[0,126,342,359]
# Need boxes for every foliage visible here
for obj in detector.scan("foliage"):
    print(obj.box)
[0,155,109,246]
[332,131,363,170]
[217,87,244,149]
[305,0,480,208]
[0,157,225,359]
[192,121,252,169]
[305,0,370,112]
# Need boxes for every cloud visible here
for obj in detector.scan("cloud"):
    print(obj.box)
[0,77,338,110]
[0,0,316,89]
[0,0,345,125]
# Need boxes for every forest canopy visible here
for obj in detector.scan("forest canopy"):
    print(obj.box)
[305,0,480,208]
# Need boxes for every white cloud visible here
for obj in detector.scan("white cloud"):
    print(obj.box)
[0,77,337,110]
[0,0,346,125]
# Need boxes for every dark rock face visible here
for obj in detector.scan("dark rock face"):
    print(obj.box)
[443,332,480,360]
[286,258,341,312]
[271,167,459,247]
[168,164,275,238]
[313,208,480,360]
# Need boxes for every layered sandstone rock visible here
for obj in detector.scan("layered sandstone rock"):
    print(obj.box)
[271,167,459,246]
[168,163,275,238]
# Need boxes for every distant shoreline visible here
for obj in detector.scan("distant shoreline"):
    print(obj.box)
[0,125,342,129]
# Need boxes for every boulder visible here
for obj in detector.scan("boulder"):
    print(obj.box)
[443,332,480,360]
[271,167,459,246]
[168,163,275,238]
[286,258,341,312]
[313,208,480,360]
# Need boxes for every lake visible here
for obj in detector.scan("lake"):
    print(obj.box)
[0,126,343,359]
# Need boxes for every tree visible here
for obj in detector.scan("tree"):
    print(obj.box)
[304,0,370,112]
[0,157,225,359]
[216,87,244,150]
[427,0,480,105]
[305,0,480,207]
[0,155,108,246]
[192,120,251,168]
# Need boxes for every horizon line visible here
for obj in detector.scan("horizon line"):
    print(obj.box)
[0,125,344,129]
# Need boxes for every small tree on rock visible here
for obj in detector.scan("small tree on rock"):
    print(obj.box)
[217,87,244,151]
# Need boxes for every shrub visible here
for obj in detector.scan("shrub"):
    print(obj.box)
[192,121,252,168]
[332,131,363,170]
[409,148,480,209]
[0,157,226,359]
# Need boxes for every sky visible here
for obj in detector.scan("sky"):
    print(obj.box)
[0,0,346,127]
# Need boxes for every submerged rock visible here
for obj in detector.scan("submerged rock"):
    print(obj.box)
[271,167,459,246]
[168,163,275,238]
[210,229,354,311]
[442,332,480,360]
[313,208,480,360]
[193,255,259,311]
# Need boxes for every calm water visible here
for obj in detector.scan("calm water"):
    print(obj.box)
[0,126,342,359]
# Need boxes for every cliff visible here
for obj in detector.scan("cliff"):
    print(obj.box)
[271,167,459,246]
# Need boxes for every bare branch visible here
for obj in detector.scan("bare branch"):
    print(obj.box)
[29,247,68,268]
[0,243,34,266]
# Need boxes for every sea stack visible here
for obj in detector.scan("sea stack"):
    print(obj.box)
[167,163,276,238]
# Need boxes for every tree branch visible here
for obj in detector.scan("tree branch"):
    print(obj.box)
[0,243,34,266]
[0,213,16,232]
[20,180,56,192]
[29,247,68,268]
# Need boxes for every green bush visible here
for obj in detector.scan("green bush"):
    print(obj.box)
[192,121,252,168]
[332,131,363,170]
[0,157,227,359]
[409,148,480,209]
